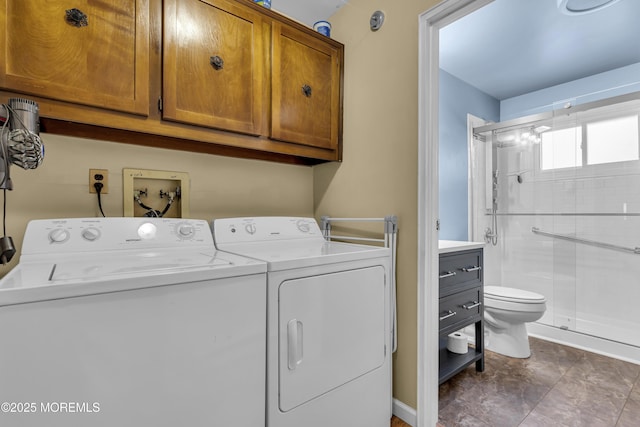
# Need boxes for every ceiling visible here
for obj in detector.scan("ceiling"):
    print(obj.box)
[271,0,347,27]
[440,0,640,100]
[273,0,640,101]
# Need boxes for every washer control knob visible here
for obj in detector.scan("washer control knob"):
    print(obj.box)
[48,229,70,244]
[177,223,195,239]
[245,223,257,235]
[138,222,157,240]
[296,220,310,233]
[81,227,101,241]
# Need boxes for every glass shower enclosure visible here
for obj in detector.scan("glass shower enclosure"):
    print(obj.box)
[469,92,640,362]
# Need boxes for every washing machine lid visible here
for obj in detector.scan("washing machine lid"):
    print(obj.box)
[22,249,259,282]
[485,286,546,303]
[0,218,266,307]
[0,249,266,307]
[213,217,390,271]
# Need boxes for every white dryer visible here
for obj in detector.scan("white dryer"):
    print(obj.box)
[213,216,392,427]
[0,218,267,427]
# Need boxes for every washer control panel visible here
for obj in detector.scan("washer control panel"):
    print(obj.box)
[213,217,323,245]
[23,218,213,256]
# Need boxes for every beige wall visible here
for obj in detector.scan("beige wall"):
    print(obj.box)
[314,0,439,409]
[2,133,313,272]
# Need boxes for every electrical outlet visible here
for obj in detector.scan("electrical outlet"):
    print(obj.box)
[89,169,109,194]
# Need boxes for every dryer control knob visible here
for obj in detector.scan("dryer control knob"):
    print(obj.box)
[48,228,70,244]
[245,223,257,235]
[177,223,195,239]
[81,227,101,241]
[296,220,310,233]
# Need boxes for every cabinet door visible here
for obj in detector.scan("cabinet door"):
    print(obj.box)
[163,0,266,136]
[0,0,149,116]
[271,21,342,150]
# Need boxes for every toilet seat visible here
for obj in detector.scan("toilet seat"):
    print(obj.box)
[485,286,546,304]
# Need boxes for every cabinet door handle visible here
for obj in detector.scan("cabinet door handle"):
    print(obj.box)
[65,8,88,27]
[439,271,456,279]
[302,84,312,97]
[462,266,481,272]
[210,55,224,70]
[462,301,482,310]
[439,310,457,321]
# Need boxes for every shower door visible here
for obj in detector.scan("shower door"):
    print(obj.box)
[564,101,640,347]
[533,104,580,332]
[468,112,578,330]
[470,94,640,350]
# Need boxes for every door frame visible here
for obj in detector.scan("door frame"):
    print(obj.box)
[417,1,493,426]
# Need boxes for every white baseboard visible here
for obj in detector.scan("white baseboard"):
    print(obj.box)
[392,398,417,427]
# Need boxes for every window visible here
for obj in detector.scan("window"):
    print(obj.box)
[540,114,639,170]
[541,126,582,170]
[586,115,639,165]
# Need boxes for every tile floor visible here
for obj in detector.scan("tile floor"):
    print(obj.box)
[437,337,640,427]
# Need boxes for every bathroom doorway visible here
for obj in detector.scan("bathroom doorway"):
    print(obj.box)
[419,0,640,426]
[417,2,493,426]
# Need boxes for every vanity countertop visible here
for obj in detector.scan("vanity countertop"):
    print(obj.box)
[439,240,485,254]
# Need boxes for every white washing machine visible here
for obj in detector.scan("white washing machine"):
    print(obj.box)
[212,217,392,427]
[0,218,267,427]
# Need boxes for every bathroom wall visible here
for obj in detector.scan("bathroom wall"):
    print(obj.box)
[2,133,314,274]
[439,70,499,241]
[500,62,640,120]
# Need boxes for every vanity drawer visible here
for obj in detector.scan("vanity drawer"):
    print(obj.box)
[439,249,482,296]
[439,287,482,331]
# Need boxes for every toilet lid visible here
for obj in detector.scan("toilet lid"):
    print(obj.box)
[485,286,546,303]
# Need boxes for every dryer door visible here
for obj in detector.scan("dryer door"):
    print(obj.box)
[278,266,386,412]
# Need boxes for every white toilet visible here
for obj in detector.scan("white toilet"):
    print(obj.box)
[483,286,547,358]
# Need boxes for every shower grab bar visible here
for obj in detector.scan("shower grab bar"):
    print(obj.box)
[492,212,640,217]
[531,227,640,255]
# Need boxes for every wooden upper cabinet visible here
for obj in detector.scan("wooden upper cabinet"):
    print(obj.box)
[0,0,150,115]
[271,21,342,151]
[163,0,266,136]
[0,0,343,163]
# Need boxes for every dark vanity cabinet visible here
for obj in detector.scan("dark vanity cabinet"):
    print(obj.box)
[438,248,484,384]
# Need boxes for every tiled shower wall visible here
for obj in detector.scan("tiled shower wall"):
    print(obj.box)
[471,137,640,349]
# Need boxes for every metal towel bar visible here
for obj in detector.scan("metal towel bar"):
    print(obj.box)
[324,235,386,244]
[531,227,640,255]
[321,216,399,353]
[320,217,389,222]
